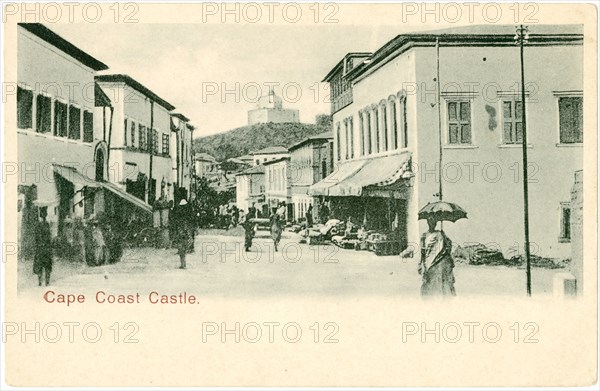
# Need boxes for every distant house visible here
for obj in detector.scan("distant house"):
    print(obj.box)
[235,165,266,216]
[251,146,289,166]
[264,157,291,218]
[288,131,333,221]
[195,153,220,179]
[95,74,176,206]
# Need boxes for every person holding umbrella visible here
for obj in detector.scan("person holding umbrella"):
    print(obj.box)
[418,201,467,297]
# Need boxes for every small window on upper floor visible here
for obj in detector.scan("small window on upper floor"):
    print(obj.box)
[17,87,33,129]
[447,101,471,144]
[502,99,523,144]
[68,105,81,140]
[36,94,52,134]
[83,110,94,143]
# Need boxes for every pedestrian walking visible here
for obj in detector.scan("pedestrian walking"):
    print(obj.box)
[270,202,286,252]
[306,204,313,228]
[419,218,456,296]
[33,207,53,287]
[241,214,255,252]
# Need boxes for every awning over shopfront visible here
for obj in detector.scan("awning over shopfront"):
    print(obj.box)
[309,152,413,197]
[54,164,101,188]
[53,164,152,214]
[100,181,152,214]
[309,159,367,196]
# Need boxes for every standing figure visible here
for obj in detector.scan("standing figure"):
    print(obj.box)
[418,218,456,296]
[270,202,286,252]
[248,203,257,220]
[174,199,193,269]
[241,214,255,252]
[305,204,313,228]
[232,205,240,227]
[33,207,53,286]
[91,220,106,266]
[319,201,330,224]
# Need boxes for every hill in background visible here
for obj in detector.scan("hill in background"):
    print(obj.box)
[193,120,331,161]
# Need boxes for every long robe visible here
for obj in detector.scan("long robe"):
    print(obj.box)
[270,214,283,249]
[419,230,456,296]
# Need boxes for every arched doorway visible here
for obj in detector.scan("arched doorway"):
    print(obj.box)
[95,148,105,181]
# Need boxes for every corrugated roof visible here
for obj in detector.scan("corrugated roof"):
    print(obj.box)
[19,23,108,71]
[95,74,175,111]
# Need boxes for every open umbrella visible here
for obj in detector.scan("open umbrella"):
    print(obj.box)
[418,201,467,222]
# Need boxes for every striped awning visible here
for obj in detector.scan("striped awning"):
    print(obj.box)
[308,159,367,196]
[309,152,413,197]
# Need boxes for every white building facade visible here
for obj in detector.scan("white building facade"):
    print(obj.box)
[314,25,583,259]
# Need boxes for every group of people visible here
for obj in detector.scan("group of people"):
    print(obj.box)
[33,208,124,286]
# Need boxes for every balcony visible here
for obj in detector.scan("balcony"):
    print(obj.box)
[331,88,353,114]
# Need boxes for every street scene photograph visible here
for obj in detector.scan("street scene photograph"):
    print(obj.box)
[3,1,598,389]
[13,17,584,299]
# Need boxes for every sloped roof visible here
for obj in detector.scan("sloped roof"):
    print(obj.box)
[95,74,175,111]
[252,146,288,155]
[236,165,265,176]
[196,153,216,162]
[19,23,108,71]
[289,131,333,151]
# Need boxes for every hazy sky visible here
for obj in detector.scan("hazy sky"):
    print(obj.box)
[50,23,418,138]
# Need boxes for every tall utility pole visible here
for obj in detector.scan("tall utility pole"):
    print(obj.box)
[436,37,443,202]
[515,25,532,296]
[147,100,155,204]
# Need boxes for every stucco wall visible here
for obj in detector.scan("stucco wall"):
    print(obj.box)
[413,44,583,259]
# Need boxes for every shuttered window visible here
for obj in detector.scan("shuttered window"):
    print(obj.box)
[559,97,583,144]
[448,101,471,144]
[17,87,33,129]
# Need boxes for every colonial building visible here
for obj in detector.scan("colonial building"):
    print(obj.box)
[288,131,333,221]
[170,113,195,202]
[264,157,291,218]
[17,23,108,256]
[251,146,289,166]
[312,25,583,259]
[17,24,153,260]
[195,153,220,179]
[95,74,176,206]
[235,165,266,216]
[248,89,299,125]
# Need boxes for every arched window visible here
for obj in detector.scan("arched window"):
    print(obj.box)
[372,105,380,153]
[365,109,372,155]
[399,94,408,148]
[380,100,388,152]
[388,95,398,150]
[358,111,365,156]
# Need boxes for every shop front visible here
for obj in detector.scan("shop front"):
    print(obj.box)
[309,151,414,254]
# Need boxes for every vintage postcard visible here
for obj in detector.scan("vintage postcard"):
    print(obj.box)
[1,1,598,388]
